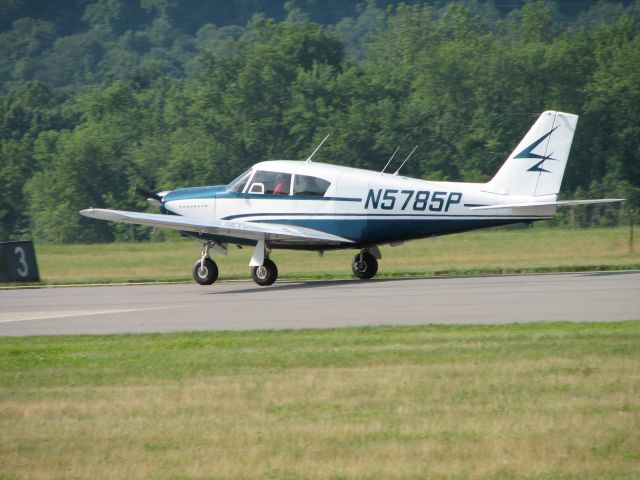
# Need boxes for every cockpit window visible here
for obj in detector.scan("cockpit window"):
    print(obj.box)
[293,174,331,196]
[248,171,292,195]
[227,169,252,193]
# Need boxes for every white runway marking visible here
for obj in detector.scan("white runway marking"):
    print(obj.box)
[0,306,184,324]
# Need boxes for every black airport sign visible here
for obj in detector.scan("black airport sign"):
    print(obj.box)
[0,240,40,283]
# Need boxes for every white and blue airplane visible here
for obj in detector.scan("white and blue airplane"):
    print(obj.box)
[81,111,622,286]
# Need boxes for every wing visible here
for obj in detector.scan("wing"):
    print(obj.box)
[79,208,353,245]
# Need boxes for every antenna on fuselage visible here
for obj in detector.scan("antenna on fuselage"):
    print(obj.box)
[305,134,330,163]
[393,145,419,176]
[380,146,400,175]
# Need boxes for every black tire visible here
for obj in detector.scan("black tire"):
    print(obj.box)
[251,258,278,286]
[192,257,218,285]
[352,252,378,279]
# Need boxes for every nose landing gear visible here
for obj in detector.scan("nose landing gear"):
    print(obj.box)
[192,242,219,285]
[193,257,218,285]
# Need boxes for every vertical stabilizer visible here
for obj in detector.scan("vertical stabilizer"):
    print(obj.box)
[483,111,578,196]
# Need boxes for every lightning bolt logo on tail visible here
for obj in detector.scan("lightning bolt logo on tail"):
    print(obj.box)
[514,126,558,173]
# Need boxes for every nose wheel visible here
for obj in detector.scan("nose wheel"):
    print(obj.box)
[193,257,218,285]
[352,251,378,279]
[251,258,278,286]
[192,242,219,285]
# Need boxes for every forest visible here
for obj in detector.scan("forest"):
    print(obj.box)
[0,0,638,243]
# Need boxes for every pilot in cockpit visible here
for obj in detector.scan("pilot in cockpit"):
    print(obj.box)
[273,173,290,195]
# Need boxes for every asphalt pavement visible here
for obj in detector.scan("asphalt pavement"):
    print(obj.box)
[1,271,639,336]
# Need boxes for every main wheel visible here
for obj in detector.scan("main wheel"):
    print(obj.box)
[352,252,378,279]
[251,258,278,286]
[192,257,219,285]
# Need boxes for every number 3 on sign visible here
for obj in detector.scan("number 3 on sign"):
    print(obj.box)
[14,246,29,277]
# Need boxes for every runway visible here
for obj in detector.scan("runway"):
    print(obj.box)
[1,271,639,336]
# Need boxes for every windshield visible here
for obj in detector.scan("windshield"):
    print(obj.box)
[227,169,252,193]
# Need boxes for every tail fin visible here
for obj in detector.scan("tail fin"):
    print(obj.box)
[483,111,578,197]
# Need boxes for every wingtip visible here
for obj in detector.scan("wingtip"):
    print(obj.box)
[79,208,111,219]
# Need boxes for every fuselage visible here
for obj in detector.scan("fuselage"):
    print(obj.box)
[161,160,556,249]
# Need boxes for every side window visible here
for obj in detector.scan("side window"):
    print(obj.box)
[248,171,291,195]
[293,175,331,196]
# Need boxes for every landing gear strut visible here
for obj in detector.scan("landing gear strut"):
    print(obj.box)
[352,250,378,279]
[193,243,219,285]
[250,240,278,286]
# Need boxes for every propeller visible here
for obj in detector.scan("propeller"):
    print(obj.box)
[134,186,163,202]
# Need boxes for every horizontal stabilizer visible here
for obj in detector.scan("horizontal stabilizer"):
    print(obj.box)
[471,198,624,210]
[79,208,354,245]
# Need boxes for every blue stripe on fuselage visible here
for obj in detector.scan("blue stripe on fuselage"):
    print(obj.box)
[215,193,362,202]
[221,212,552,221]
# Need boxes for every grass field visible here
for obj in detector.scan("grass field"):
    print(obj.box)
[1,322,639,479]
[30,226,640,284]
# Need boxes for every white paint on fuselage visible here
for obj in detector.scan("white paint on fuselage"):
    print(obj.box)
[163,160,557,228]
[164,199,216,218]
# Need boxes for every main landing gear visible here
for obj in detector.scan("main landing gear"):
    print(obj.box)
[249,239,278,286]
[351,248,379,280]
[251,258,278,286]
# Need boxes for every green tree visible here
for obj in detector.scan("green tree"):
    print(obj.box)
[25,129,118,242]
